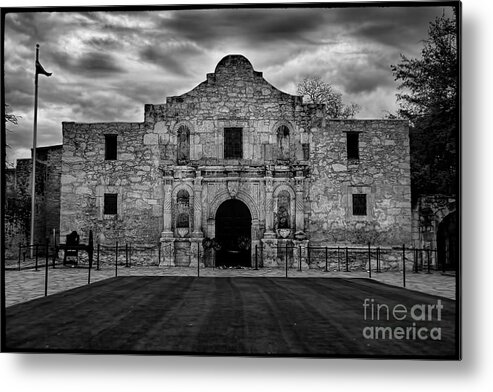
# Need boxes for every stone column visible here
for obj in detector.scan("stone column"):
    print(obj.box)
[295,172,305,235]
[161,173,175,266]
[161,175,174,238]
[192,170,203,238]
[264,172,275,239]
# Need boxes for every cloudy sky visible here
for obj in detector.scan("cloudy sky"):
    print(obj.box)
[3,3,454,165]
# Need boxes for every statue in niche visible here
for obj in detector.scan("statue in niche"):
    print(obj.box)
[176,189,190,231]
[277,206,290,229]
[276,190,291,230]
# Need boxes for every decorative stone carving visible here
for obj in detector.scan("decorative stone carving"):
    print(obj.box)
[227,180,239,198]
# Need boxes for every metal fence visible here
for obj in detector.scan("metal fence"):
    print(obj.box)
[5,239,453,299]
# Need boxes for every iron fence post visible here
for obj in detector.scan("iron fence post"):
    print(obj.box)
[402,244,406,288]
[125,243,129,267]
[52,244,57,269]
[377,247,381,273]
[53,230,57,263]
[337,246,340,271]
[115,241,118,277]
[18,244,22,271]
[97,243,100,270]
[261,241,264,269]
[88,253,92,285]
[285,242,288,278]
[299,245,302,272]
[427,248,431,273]
[307,245,311,266]
[44,242,49,297]
[35,244,39,271]
[325,246,328,272]
[158,242,161,266]
[255,245,258,270]
[345,247,349,272]
[170,244,173,267]
[197,242,200,277]
[368,242,371,279]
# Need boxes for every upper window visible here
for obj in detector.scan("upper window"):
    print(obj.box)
[105,134,117,160]
[224,127,243,159]
[177,125,190,164]
[104,193,118,215]
[347,132,359,160]
[352,194,367,216]
[277,125,290,161]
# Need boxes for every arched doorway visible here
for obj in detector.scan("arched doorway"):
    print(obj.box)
[437,212,457,271]
[215,199,252,267]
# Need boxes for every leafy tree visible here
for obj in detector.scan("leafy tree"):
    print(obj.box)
[391,12,458,201]
[297,76,360,119]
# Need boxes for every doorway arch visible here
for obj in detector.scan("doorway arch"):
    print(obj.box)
[215,199,252,267]
[437,211,457,271]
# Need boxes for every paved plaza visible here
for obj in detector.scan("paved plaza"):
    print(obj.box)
[5,275,458,356]
[4,264,456,308]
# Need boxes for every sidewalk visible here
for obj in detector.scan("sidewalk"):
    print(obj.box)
[3,265,456,307]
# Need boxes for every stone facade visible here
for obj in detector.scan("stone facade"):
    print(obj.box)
[308,119,412,245]
[54,54,412,267]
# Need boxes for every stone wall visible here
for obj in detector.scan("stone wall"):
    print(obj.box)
[4,146,62,258]
[308,119,412,247]
[60,122,163,245]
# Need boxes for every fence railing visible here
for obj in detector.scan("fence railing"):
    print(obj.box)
[273,243,450,287]
[6,239,454,298]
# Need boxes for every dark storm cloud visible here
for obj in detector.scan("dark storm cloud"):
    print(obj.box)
[50,50,125,77]
[330,6,450,51]
[139,43,204,76]
[161,8,329,48]
[78,52,125,74]
[3,4,455,165]
[339,67,393,95]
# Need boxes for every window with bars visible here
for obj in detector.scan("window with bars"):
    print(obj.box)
[104,193,118,215]
[352,194,367,216]
[224,127,243,159]
[347,132,359,160]
[105,134,117,160]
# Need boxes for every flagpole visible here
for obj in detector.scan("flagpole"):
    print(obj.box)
[30,44,39,258]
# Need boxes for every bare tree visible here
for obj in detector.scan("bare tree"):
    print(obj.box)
[4,104,20,168]
[297,77,360,119]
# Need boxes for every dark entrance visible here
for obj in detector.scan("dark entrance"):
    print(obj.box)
[215,199,252,267]
[437,212,457,271]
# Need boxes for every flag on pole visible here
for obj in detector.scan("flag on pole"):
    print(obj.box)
[36,60,52,76]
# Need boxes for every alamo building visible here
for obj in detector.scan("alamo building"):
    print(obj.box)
[6,54,414,267]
